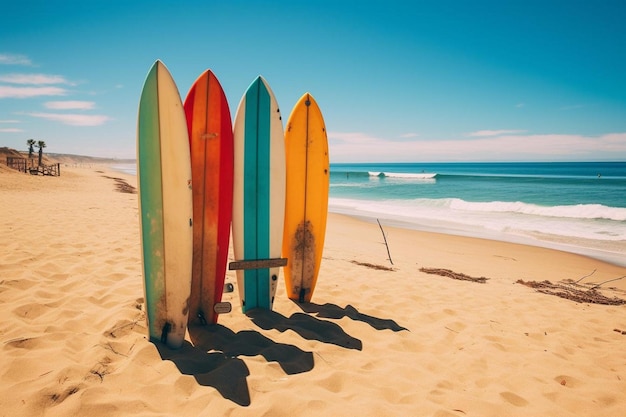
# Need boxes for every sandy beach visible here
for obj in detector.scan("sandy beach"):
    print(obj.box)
[1,164,625,417]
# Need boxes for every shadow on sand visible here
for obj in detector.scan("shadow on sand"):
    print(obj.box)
[156,303,405,406]
[156,324,315,406]
[296,301,409,332]
[156,341,251,406]
[247,308,363,350]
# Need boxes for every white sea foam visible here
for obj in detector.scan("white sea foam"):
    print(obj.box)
[446,199,626,221]
[328,197,626,243]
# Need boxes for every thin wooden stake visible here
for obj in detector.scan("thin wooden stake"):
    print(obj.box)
[591,275,626,290]
[575,269,597,283]
[376,219,393,265]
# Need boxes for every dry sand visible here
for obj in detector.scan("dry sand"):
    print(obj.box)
[1,165,625,417]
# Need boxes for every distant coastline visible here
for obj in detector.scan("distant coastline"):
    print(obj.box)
[0,146,135,166]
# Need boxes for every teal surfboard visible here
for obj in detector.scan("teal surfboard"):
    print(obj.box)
[232,76,286,313]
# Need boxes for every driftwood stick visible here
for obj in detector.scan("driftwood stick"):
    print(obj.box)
[591,275,626,290]
[376,219,394,265]
[575,269,597,283]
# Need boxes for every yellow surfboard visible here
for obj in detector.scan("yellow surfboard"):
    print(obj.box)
[283,93,329,303]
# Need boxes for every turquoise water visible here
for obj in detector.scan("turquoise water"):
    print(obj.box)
[329,162,626,265]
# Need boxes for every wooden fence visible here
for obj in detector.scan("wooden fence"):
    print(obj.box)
[6,157,60,176]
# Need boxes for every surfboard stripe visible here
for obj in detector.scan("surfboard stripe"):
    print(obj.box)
[138,63,163,337]
[242,81,258,308]
[243,79,273,309]
[257,81,273,309]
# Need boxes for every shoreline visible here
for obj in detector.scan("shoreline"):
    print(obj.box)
[332,209,626,268]
[2,165,626,416]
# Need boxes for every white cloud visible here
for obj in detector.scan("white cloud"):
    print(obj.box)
[469,129,527,137]
[0,73,71,85]
[44,101,95,110]
[399,132,419,139]
[0,128,23,132]
[26,112,111,126]
[0,54,32,66]
[328,131,626,162]
[0,86,67,98]
[0,119,20,123]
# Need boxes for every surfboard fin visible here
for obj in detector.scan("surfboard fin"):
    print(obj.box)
[197,310,207,325]
[160,322,171,344]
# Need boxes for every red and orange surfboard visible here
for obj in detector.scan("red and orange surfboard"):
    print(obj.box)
[184,70,234,327]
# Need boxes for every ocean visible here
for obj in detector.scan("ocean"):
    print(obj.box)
[113,161,626,266]
[329,162,626,266]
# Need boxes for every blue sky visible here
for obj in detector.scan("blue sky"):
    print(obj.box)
[1,0,625,162]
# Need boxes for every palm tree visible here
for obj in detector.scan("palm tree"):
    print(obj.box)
[26,139,36,158]
[36,140,46,166]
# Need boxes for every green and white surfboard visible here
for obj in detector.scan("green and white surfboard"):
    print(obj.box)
[137,60,193,348]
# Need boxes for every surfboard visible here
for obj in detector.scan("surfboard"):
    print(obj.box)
[183,70,233,327]
[283,93,329,303]
[137,60,193,349]
[231,76,286,313]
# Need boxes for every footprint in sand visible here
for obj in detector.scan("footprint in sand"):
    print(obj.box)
[554,375,580,388]
[499,391,529,407]
[12,303,53,320]
[5,337,39,349]
[442,308,457,316]
[1,278,39,290]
